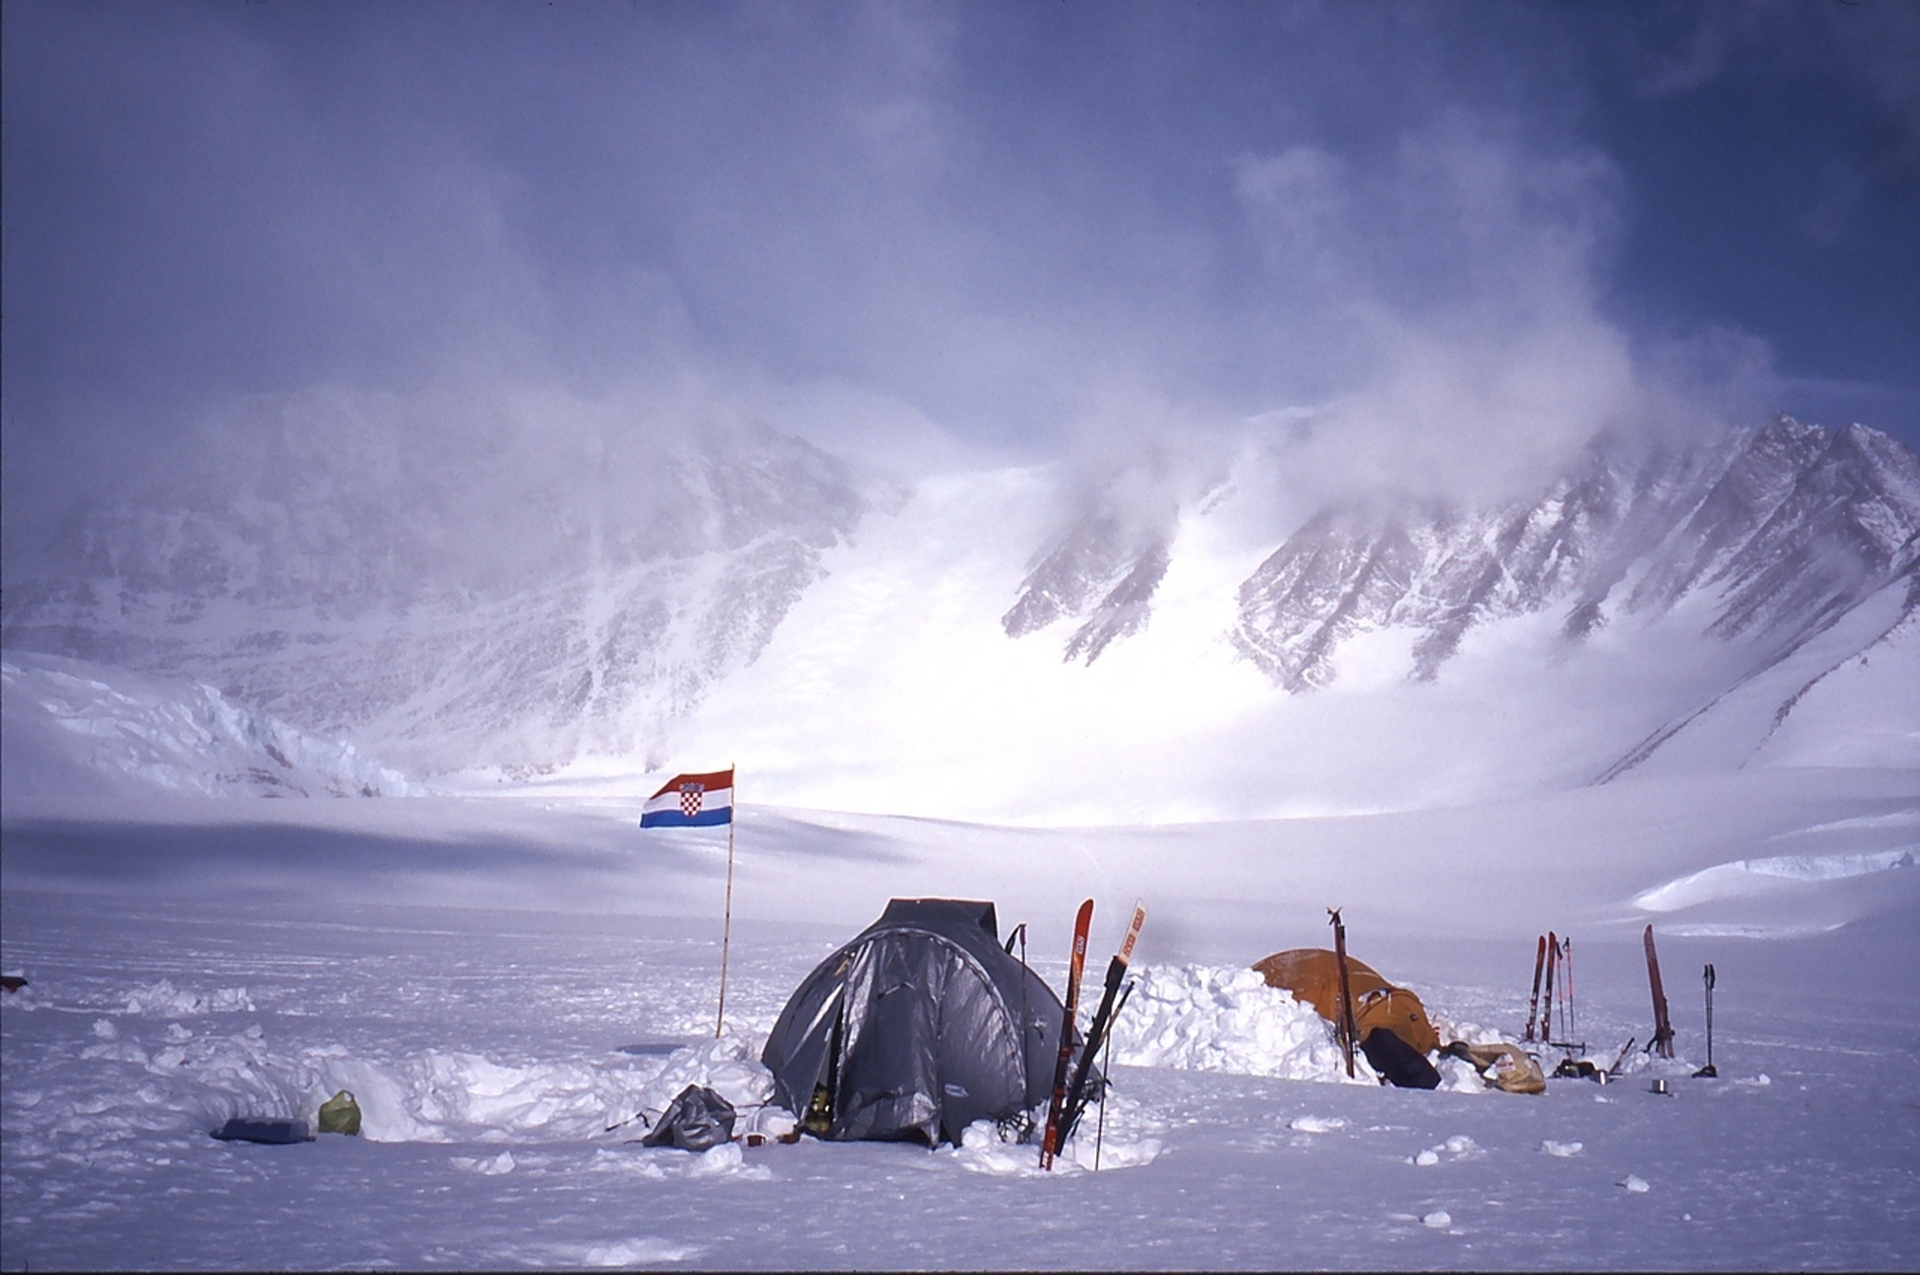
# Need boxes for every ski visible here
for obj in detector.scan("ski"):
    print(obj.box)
[1643,924,1675,1059]
[1040,898,1094,1170]
[1523,934,1547,1042]
[1057,900,1147,1149]
[1542,931,1559,1044]
[1329,908,1358,1077]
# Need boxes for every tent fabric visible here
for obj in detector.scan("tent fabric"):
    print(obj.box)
[1251,948,1441,1057]
[761,898,1069,1146]
[641,1084,738,1150]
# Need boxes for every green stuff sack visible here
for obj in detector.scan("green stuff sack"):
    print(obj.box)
[317,1089,362,1135]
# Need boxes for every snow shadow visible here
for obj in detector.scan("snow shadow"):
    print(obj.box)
[0,816,706,912]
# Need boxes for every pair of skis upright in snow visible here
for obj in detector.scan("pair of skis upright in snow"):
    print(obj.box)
[1523,931,1582,1048]
[1040,898,1145,1170]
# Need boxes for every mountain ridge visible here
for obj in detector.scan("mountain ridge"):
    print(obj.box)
[4,413,1915,814]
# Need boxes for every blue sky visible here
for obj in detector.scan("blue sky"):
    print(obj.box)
[4,1,1916,534]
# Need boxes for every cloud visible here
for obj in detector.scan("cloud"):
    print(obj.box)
[6,1,1911,579]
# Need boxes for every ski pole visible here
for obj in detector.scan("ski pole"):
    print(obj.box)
[1563,936,1575,1046]
[1694,963,1718,1078]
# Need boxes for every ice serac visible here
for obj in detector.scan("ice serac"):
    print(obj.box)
[1229,417,1920,711]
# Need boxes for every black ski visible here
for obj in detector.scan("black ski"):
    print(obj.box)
[1542,930,1559,1044]
[1057,901,1146,1149]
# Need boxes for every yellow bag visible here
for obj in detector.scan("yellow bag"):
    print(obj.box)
[1450,1043,1546,1094]
[317,1089,362,1135]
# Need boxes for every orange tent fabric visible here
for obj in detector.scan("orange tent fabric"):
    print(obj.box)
[1252,948,1440,1057]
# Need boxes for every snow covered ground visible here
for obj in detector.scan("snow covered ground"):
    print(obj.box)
[4,775,1917,1270]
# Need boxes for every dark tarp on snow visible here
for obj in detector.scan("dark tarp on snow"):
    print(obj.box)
[641,1084,737,1151]
[761,898,1070,1146]
[211,1117,313,1144]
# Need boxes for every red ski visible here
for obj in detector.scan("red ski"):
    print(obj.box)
[1523,934,1547,1042]
[1057,901,1146,1149]
[1040,899,1094,1170]
[1644,924,1675,1059]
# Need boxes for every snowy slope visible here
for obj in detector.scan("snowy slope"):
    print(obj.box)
[1,651,416,800]
[0,393,867,779]
[3,778,1916,1270]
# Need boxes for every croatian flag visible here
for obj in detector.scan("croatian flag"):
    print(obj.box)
[640,769,734,829]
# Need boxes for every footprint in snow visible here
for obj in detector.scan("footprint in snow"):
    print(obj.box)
[1620,1174,1650,1193]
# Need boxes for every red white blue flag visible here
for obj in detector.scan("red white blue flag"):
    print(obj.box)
[640,769,734,829]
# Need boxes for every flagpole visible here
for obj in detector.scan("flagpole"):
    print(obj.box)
[715,764,736,1038]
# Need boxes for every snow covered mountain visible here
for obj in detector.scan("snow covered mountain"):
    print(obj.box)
[1221,419,1920,696]
[3,410,1915,816]
[2,392,866,781]
[998,416,1919,795]
[1,650,416,799]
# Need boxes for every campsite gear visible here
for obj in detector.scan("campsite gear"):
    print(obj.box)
[317,1089,361,1135]
[1361,1026,1442,1089]
[1560,937,1575,1045]
[1694,964,1718,1078]
[1523,935,1547,1041]
[716,771,737,1037]
[1650,1077,1670,1096]
[1608,1036,1637,1077]
[1543,932,1559,1043]
[212,1116,314,1144]
[1058,901,1147,1149]
[638,768,737,1037]
[1445,1041,1547,1095]
[762,899,1072,1148]
[1041,898,1095,1169]
[1092,977,1134,1171]
[1329,909,1359,1077]
[1009,921,1033,1142]
[1252,949,1442,1058]
[641,1084,737,1151]
[1644,925,1675,1058]
[0,975,26,994]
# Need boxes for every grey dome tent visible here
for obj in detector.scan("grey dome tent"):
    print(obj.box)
[761,898,1072,1146]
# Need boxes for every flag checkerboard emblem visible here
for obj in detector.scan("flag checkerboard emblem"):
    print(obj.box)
[679,783,704,818]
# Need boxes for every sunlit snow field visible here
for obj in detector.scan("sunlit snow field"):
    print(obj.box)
[3,776,1917,1271]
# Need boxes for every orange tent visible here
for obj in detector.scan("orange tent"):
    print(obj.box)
[1252,948,1440,1057]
